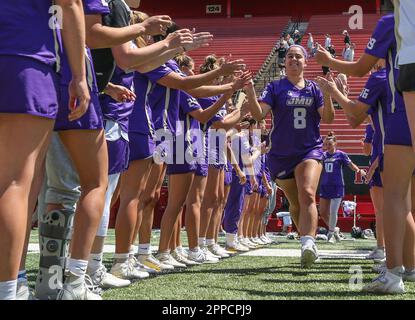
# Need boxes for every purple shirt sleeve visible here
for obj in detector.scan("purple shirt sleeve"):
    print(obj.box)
[341,151,352,166]
[358,74,384,111]
[144,64,173,84]
[365,15,394,59]
[259,82,276,107]
[83,0,110,15]
[180,92,201,114]
[313,82,324,109]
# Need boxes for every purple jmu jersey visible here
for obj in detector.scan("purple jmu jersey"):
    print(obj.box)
[179,91,202,156]
[0,1,58,67]
[100,66,135,132]
[129,64,172,135]
[59,0,109,88]
[197,96,226,131]
[259,78,324,158]
[320,150,352,187]
[359,69,388,162]
[365,14,405,114]
[149,60,183,134]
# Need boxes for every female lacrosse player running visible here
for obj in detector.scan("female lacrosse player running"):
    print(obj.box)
[319,132,366,244]
[245,45,335,268]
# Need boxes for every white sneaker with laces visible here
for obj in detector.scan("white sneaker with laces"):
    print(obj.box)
[363,268,405,294]
[240,238,257,249]
[57,272,102,300]
[208,244,230,258]
[226,242,249,253]
[156,252,186,268]
[129,255,158,274]
[327,233,336,244]
[367,248,385,261]
[260,235,271,244]
[137,253,173,271]
[88,265,131,289]
[301,243,319,269]
[372,261,386,274]
[110,260,149,280]
[172,250,197,266]
[201,246,221,259]
[187,249,205,264]
[201,247,220,263]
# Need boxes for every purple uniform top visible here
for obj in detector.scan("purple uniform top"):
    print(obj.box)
[364,123,374,144]
[0,1,59,67]
[59,0,109,88]
[149,60,183,134]
[198,96,227,166]
[129,64,172,136]
[320,150,352,187]
[365,14,404,114]
[100,66,135,132]
[259,78,324,158]
[179,91,202,158]
[358,69,388,162]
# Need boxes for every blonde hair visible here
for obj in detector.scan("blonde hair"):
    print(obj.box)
[200,55,219,74]
[131,11,149,48]
[174,53,194,69]
[326,131,337,142]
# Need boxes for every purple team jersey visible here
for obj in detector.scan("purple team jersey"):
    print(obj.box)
[365,14,404,114]
[358,69,388,162]
[320,150,352,187]
[100,66,135,132]
[0,1,58,67]
[149,60,184,135]
[259,78,324,158]
[129,64,173,135]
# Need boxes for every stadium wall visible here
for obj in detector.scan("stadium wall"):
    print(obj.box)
[139,0,377,18]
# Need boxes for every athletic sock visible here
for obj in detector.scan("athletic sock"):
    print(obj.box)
[190,246,200,252]
[226,233,237,246]
[88,253,103,274]
[300,235,315,247]
[0,280,17,300]
[206,239,215,246]
[114,253,129,264]
[389,266,404,277]
[198,237,206,247]
[129,246,136,258]
[138,243,151,255]
[66,258,88,281]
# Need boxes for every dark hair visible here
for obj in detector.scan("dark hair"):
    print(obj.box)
[249,118,257,126]
[153,22,180,43]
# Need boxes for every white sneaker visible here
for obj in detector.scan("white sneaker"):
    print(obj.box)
[176,247,189,259]
[171,250,198,266]
[16,281,36,300]
[110,260,149,280]
[156,252,186,268]
[208,244,230,258]
[137,253,173,271]
[403,269,415,282]
[260,235,271,244]
[201,246,221,259]
[226,242,249,253]
[129,255,158,274]
[57,272,102,300]
[372,261,386,274]
[363,268,405,294]
[240,238,256,249]
[367,248,385,261]
[327,233,336,245]
[187,249,206,264]
[201,247,220,263]
[88,265,131,289]
[301,243,319,269]
[254,237,266,245]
